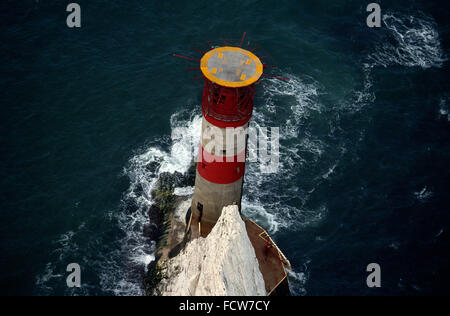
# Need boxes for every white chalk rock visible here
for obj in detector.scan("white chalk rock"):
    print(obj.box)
[158,205,266,296]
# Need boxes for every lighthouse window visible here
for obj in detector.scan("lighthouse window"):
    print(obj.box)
[236,167,240,173]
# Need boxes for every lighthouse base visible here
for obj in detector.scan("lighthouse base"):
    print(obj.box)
[191,170,243,233]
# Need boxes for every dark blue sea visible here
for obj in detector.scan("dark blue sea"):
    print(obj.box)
[1,0,449,295]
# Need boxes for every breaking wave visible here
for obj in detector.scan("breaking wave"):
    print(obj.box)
[98,110,202,295]
[257,75,322,139]
[369,13,446,68]
[242,74,329,235]
[355,11,446,113]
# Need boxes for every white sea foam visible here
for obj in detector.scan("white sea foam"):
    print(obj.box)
[286,260,309,296]
[242,74,329,239]
[35,229,79,294]
[261,75,321,139]
[369,13,446,68]
[35,263,63,293]
[414,186,433,202]
[236,74,340,295]
[352,12,445,113]
[349,63,376,112]
[35,223,101,295]
[322,163,338,180]
[174,186,195,196]
[100,110,201,295]
[242,75,336,295]
[439,97,450,122]
[439,108,448,116]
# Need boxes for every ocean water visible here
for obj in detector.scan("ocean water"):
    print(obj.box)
[1,0,449,295]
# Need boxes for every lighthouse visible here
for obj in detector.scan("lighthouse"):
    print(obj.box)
[181,46,263,237]
[190,46,263,237]
[170,40,291,295]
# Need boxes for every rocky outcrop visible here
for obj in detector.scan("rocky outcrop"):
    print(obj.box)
[143,164,196,296]
[155,205,266,296]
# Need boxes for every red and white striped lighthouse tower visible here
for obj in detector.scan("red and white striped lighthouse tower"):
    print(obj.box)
[190,46,263,237]
[174,41,291,295]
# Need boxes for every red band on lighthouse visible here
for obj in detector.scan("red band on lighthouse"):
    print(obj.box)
[197,146,246,184]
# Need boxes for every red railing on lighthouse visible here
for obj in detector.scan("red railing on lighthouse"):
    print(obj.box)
[201,79,255,128]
